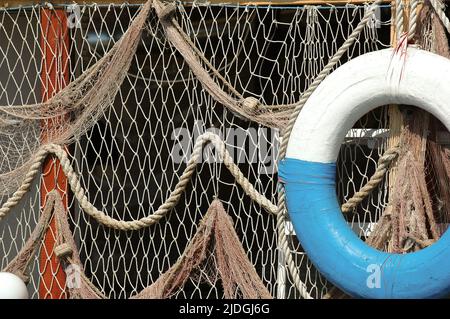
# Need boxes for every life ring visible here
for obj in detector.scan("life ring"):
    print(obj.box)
[278,47,450,299]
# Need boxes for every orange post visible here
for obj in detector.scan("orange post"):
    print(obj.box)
[39,8,70,299]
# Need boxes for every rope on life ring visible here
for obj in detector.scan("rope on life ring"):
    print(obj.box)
[279,47,450,299]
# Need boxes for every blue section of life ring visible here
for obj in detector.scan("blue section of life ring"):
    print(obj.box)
[278,158,450,299]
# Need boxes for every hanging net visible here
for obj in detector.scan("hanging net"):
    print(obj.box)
[0,0,448,299]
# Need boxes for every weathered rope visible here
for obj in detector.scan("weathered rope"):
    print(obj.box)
[0,0,415,300]
[396,0,405,39]
[341,146,400,212]
[171,14,244,100]
[0,132,277,230]
[150,0,390,298]
[0,129,395,222]
[278,0,384,157]
[429,0,450,34]
[408,0,419,41]
[274,0,384,299]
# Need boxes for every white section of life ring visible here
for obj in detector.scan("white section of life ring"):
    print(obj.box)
[286,47,450,163]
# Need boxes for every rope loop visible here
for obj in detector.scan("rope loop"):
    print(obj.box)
[54,243,74,259]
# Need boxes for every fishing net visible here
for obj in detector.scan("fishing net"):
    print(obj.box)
[0,0,447,299]
[4,192,271,299]
[325,0,450,298]
[363,1,450,254]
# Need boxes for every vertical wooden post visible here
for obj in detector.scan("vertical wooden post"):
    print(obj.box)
[39,7,70,299]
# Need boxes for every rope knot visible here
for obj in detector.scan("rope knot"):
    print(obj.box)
[54,243,73,259]
[242,97,260,111]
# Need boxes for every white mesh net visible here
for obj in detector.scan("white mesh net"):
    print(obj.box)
[0,2,393,299]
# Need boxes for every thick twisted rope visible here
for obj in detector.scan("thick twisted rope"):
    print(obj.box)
[408,0,419,41]
[0,0,411,299]
[429,0,450,34]
[278,0,384,157]
[153,0,389,298]
[0,132,277,230]
[396,0,405,39]
[275,0,383,299]
[341,146,400,212]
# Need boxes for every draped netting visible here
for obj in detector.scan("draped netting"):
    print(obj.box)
[4,192,271,299]
[0,0,396,299]
[0,0,153,196]
[5,0,447,299]
[325,0,450,298]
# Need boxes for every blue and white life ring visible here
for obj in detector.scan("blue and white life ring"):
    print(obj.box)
[278,48,450,299]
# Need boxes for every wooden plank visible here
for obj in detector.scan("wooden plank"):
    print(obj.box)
[0,0,392,8]
[39,7,70,300]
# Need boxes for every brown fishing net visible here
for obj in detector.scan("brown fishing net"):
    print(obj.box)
[0,0,293,198]
[367,0,450,253]
[152,0,290,129]
[133,200,271,299]
[367,114,440,252]
[1,0,449,299]
[2,194,271,299]
[326,0,450,299]
[0,0,153,195]
[0,0,292,299]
